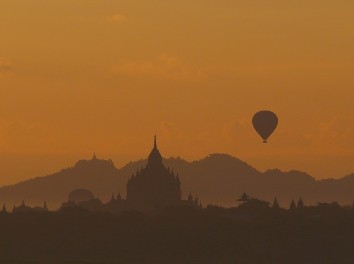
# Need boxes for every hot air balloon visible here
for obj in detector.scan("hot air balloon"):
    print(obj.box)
[252,111,278,143]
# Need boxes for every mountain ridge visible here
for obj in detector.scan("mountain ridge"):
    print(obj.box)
[0,153,353,209]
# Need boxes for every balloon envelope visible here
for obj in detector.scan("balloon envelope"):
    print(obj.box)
[252,111,278,143]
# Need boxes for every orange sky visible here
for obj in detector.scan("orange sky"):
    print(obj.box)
[0,0,354,185]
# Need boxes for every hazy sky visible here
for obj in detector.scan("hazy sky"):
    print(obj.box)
[0,0,354,185]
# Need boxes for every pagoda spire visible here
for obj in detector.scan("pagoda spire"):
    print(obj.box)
[289,198,296,210]
[148,134,162,166]
[272,196,279,209]
[154,134,157,148]
[297,197,304,208]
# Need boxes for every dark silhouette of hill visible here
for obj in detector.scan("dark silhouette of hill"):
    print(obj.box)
[1,153,354,209]
[0,157,124,209]
[164,154,261,206]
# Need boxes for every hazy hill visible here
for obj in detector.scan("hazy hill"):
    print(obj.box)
[0,158,123,209]
[1,154,354,209]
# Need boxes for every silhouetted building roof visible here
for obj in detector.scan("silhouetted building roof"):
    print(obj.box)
[1,204,7,214]
[272,197,280,209]
[290,199,296,210]
[147,135,163,167]
[188,193,194,202]
[297,197,304,208]
[238,192,250,203]
[127,136,181,211]
[12,200,49,213]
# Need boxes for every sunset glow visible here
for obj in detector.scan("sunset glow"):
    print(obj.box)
[1,0,354,185]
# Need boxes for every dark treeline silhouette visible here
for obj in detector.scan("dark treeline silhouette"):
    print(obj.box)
[1,198,354,264]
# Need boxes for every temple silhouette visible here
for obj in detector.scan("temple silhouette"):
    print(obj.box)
[2,137,319,214]
[126,135,182,211]
[11,200,48,213]
[59,136,200,213]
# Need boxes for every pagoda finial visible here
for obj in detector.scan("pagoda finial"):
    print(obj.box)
[148,133,162,165]
[272,196,279,209]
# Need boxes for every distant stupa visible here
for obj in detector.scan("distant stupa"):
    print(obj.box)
[68,189,95,204]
